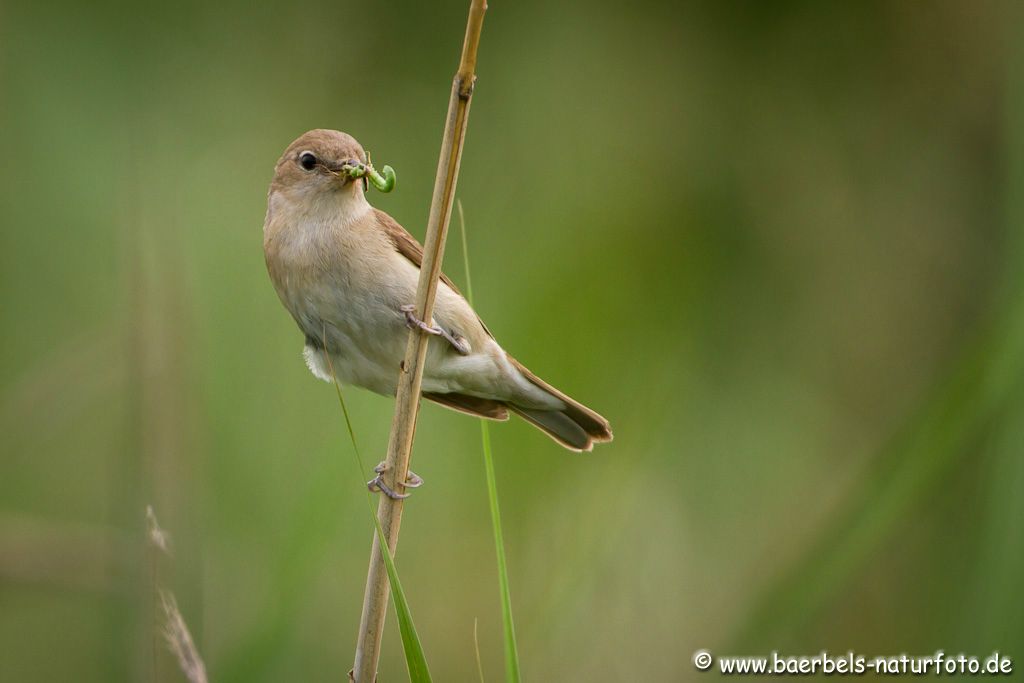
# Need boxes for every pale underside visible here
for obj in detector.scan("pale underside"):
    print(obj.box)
[264,187,562,411]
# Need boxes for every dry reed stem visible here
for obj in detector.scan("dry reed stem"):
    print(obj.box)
[352,1,488,680]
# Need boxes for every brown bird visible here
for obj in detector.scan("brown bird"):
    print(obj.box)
[264,129,612,470]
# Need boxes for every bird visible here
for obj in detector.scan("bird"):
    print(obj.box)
[263,129,612,489]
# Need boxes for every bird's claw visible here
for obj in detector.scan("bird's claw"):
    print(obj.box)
[400,305,471,355]
[367,462,423,500]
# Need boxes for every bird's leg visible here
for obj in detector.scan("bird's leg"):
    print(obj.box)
[367,461,423,500]
[400,304,471,355]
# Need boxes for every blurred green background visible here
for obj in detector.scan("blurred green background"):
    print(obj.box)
[2,0,1023,680]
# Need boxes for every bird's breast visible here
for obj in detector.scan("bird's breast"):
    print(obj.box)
[264,205,413,352]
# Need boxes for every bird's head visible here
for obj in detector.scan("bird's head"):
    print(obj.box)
[270,129,369,203]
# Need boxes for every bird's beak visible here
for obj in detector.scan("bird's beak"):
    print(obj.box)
[335,159,367,190]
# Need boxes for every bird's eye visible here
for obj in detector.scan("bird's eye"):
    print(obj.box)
[298,152,317,171]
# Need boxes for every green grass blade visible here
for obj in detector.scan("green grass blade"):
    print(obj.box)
[458,201,522,683]
[325,349,433,683]
[473,618,486,683]
[371,513,434,683]
[480,421,521,683]
[731,20,1024,648]
[732,309,1024,648]
[968,21,1024,652]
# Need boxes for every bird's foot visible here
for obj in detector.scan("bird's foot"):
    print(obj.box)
[367,461,423,500]
[400,304,471,355]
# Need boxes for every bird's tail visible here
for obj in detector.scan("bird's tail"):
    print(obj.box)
[505,357,613,452]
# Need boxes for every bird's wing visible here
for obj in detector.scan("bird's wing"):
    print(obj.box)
[423,392,509,420]
[374,208,494,338]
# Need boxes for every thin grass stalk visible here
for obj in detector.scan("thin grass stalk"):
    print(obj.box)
[147,507,208,683]
[159,591,209,683]
[480,421,521,682]
[473,618,486,683]
[352,2,488,680]
[458,202,521,682]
